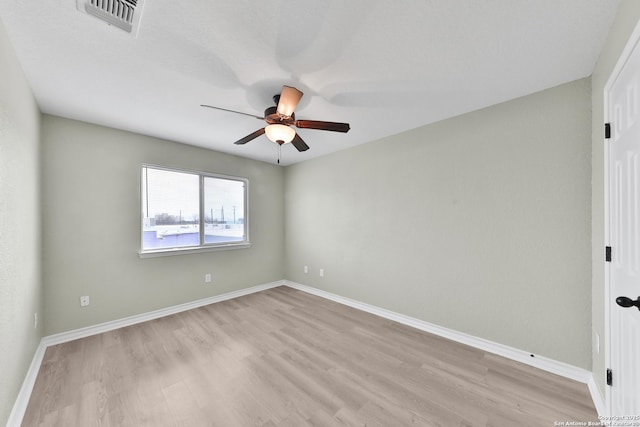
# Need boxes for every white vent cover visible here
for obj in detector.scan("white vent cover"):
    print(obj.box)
[76,0,146,36]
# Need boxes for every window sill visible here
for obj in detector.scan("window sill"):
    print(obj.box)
[139,242,252,258]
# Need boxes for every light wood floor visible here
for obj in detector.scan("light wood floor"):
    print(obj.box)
[22,286,598,426]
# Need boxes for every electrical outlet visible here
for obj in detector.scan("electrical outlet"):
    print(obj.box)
[205,273,212,283]
[304,265,308,274]
[319,268,324,277]
[80,295,90,307]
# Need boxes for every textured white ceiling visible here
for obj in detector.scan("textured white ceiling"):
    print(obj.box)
[0,0,620,165]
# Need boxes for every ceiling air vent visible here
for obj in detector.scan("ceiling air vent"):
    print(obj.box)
[76,0,146,36]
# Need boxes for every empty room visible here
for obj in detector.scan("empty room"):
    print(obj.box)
[2,0,640,426]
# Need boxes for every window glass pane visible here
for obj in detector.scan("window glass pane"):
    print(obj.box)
[204,177,245,244]
[142,167,200,250]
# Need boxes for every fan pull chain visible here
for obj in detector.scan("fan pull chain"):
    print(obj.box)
[277,143,281,164]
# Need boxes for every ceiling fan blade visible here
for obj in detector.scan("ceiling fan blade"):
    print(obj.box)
[276,86,303,117]
[234,128,265,145]
[290,133,310,152]
[295,120,350,133]
[201,104,263,120]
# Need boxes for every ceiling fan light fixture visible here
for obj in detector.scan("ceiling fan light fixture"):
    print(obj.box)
[265,124,295,144]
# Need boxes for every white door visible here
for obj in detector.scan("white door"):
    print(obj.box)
[608,34,640,416]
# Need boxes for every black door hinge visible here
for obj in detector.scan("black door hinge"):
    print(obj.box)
[606,246,612,262]
[605,123,611,139]
[607,368,613,386]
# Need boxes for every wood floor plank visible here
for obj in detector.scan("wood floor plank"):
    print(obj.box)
[21,286,598,426]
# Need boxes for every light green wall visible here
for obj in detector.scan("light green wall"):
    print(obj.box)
[0,18,42,427]
[285,78,592,368]
[591,0,640,398]
[41,115,285,335]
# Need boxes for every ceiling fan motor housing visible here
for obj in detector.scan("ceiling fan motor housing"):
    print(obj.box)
[264,106,295,125]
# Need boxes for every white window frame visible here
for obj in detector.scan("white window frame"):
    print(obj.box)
[139,164,250,258]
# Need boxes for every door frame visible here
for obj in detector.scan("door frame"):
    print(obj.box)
[603,17,640,416]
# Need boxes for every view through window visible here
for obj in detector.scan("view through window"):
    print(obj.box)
[141,166,247,252]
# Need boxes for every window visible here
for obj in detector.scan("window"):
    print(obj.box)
[141,165,249,255]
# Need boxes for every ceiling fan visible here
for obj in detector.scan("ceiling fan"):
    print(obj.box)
[201,85,350,155]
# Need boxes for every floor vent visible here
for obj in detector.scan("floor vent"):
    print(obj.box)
[76,0,145,36]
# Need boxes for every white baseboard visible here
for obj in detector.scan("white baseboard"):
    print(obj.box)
[8,279,604,426]
[6,280,283,427]
[283,280,604,414]
[5,341,47,427]
[588,375,607,416]
[42,281,282,346]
